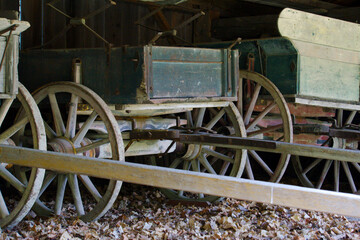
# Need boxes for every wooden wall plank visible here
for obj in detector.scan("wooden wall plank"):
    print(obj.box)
[21,0,41,49]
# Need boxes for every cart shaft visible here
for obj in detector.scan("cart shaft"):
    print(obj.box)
[1,144,359,218]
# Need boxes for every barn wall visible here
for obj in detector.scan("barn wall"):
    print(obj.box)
[19,0,207,49]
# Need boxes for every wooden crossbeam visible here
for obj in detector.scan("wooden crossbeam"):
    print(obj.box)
[1,145,360,217]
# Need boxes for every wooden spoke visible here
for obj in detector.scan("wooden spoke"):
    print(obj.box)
[345,111,357,126]
[49,93,65,136]
[0,117,28,143]
[249,150,274,177]
[183,161,190,171]
[341,162,357,193]
[72,111,98,146]
[158,103,246,202]
[247,124,284,138]
[199,154,217,174]
[245,157,254,180]
[205,108,225,130]
[168,158,182,169]
[54,174,68,215]
[336,109,343,128]
[15,167,29,185]
[315,160,332,189]
[302,158,323,175]
[68,174,85,216]
[351,162,360,173]
[65,94,79,139]
[195,108,206,128]
[44,121,57,140]
[293,107,360,194]
[202,148,234,163]
[334,161,340,192]
[191,159,200,172]
[246,102,276,130]
[29,82,124,222]
[219,161,231,176]
[79,175,102,202]
[0,98,14,128]
[0,190,9,219]
[208,108,227,126]
[0,84,46,228]
[244,83,261,125]
[186,111,193,128]
[75,138,110,154]
[239,71,292,183]
[0,165,26,193]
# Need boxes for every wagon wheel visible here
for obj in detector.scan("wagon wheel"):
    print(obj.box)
[16,82,124,222]
[151,102,247,202]
[0,83,46,228]
[292,110,360,193]
[238,70,293,182]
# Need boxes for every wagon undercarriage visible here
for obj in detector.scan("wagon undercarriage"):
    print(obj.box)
[1,6,360,229]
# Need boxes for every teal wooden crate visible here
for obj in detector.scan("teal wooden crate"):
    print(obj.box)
[19,46,238,104]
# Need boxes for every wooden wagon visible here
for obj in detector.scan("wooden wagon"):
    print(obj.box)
[0,8,360,229]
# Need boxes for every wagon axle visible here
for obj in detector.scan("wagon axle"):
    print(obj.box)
[130,129,360,163]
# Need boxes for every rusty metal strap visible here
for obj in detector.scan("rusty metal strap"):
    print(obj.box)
[0,24,18,36]
[329,128,360,141]
[129,129,277,149]
[179,133,277,149]
[130,129,180,140]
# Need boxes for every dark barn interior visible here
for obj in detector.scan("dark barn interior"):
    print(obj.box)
[0,0,359,49]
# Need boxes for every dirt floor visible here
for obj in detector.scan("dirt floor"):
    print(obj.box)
[2,183,360,239]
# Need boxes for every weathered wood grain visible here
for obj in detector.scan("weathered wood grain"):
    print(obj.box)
[1,144,360,217]
[278,8,360,51]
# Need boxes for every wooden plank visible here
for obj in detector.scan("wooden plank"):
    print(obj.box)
[1,144,360,217]
[278,8,360,51]
[21,0,42,49]
[291,40,360,65]
[115,101,229,110]
[298,56,359,102]
[0,18,30,35]
[253,100,335,117]
[291,97,360,111]
[44,0,67,48]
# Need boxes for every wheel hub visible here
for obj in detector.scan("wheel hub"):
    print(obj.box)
[181,144,202,161]
[48,137,76,154]
[48,137,97,157]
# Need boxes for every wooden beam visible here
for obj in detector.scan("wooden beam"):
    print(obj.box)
[1,144,360,217]
[239,0,341,10]
[148,5,177,45]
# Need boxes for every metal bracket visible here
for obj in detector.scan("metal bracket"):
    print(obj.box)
[226,38,241,93]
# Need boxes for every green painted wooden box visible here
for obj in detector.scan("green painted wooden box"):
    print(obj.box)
[206,8,360,107]
[19,46,238,105]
